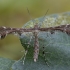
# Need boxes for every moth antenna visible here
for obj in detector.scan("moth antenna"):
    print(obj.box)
[27,8,32,20]
[43,9,49,19]
[27,8,35,27]
[39,9,49,27]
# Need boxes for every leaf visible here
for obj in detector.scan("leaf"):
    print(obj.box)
[0,57,15,70]
[12,12,70,70]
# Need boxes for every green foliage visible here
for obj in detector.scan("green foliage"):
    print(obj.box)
[0,57,15,70]
[1,12,70,70]
[12,12,70,70]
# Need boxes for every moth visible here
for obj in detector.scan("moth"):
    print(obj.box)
[0,11,70,63]
[0,24,70,61]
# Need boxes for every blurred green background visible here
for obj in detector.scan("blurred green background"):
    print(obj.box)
[0,0,70,60]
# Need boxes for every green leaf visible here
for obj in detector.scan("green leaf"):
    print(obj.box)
[0,57,15,70]
[12,12,70,70]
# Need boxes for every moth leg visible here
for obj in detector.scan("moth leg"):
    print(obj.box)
[42,47,50,66]
[21,36,33,65]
